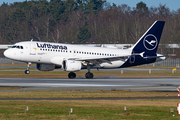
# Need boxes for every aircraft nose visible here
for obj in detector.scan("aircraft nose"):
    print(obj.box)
[4,49,11,58]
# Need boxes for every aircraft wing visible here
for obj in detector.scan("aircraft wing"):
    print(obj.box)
[68,54,131,65]
[68,53,166,65]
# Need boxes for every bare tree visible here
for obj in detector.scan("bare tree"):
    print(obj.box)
[31,19,41,41]
[51,23,64,43]
[42,15,50,41]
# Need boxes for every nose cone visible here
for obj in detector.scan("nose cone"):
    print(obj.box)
[4,49,11,58]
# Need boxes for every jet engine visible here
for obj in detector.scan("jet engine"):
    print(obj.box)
[36,63,55,71]
[62,60,82,72]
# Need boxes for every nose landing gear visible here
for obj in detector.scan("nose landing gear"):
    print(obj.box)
[25,70,30,74]
[25,62,31,74]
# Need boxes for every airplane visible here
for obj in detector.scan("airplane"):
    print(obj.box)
[3,21,166,79]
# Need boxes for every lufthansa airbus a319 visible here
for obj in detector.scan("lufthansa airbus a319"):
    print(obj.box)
[4,21,166,79]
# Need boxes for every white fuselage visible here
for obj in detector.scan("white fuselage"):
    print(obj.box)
[4,41,132,69]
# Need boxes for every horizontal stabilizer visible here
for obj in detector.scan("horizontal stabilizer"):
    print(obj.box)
[143,55,165,59]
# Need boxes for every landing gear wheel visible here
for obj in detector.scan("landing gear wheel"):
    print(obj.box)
[25,70,30,74]
[85,72,94,79]
[25,62,31,74]
[68,72,76,79]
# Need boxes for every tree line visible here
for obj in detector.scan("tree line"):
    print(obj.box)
[0,0,180,56]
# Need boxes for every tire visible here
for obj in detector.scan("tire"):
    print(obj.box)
[25,70,30,74]
[85,72,94,79]
[68,72,76,79]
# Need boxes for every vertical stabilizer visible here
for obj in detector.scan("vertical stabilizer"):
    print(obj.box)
[130,21,165,54]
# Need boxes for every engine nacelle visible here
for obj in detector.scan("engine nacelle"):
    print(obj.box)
[62,60,82,72]
[36,64,55,71]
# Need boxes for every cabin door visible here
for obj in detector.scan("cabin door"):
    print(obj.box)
[30,42,36,55]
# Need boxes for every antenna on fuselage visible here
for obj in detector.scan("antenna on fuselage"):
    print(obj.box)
[31,39,33,41]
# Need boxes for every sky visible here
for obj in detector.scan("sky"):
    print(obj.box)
[1,0,180,11]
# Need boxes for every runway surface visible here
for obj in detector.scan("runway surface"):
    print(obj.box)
[0,77,180,91]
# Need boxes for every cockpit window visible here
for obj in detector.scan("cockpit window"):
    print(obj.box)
[12,45,23,49]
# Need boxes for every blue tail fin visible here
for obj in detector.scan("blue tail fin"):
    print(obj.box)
[130,21,165,54]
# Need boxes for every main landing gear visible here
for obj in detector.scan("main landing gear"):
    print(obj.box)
[68,72,76,79]
[86,65,94,79]
[85,72,94,79]
[25,62,31,74]
[68,72,94,79]
[68,65,94,79]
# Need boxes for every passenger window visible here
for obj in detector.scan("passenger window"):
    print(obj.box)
[20,46,23,49]
[12,46,16,48]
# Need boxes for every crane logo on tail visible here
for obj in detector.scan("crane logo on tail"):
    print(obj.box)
[143,34,158,50]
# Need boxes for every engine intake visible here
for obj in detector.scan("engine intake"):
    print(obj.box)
[62,60,82,72]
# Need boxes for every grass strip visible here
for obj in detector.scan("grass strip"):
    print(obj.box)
[0,91,177,98]
[0,99,179,120]
[0,71,179,78]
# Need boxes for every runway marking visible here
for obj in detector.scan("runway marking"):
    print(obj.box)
[0,83,133,87]
[45,83,133,87]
